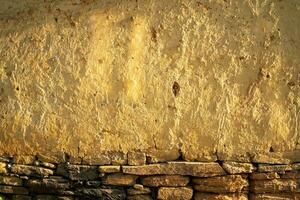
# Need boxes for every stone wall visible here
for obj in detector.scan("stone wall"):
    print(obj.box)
[0,0,299,163]
[0,154,300,199]
[0,0,300,198]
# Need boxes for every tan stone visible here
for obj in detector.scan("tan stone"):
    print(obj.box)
[249,193,300,200]
[127,195,153,200]
[40,162,56,169]
[257,164,292,172]
[123,162,225,177]
[128,152,146,166]
[82,154,111,165]
[222,162,255,174]
[194,193,248,200]
[193,175,248,193]
[146,149,180,163]
[141,175,189,187]
[250,179,298,193]
[0,0,299,164]
[110,151,127,165]
[0,176,22,186]
[157,187,193,200]
[250,172,280,180]
[280,171,300,179]
[102,173,138,186]
[0,185,28,195]
[0,162,7,174]
[99,165,121,173]
[11,165,53,177]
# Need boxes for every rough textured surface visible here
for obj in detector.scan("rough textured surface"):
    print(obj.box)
[123,162,225,177]
[0,0,299,162]
[141,175,189,187]
[193,175,249,193]
[0,161,299,199]
[157,187,193,200]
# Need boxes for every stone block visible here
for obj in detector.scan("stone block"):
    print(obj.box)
[123,162,225,177]
[194,193,248,200]
[146,149,180,163]
[56,164,97,181]
[249,193,300,200]
[222,162,255,174]
[250,179,299,193]
[128,152,146,166]
[11,165,53,177]
[12,195,32,200]
[102,173,138,186]
[0,185,28,195]
[127,195,153,200]
[157,187,193,200]
[250,172,280,180]
[99,165,121,173]
[26,177,70,194]
[0,176,22,186]
[0,162,7,174]
[141,175,189,187]
[193,175,248,193]
[257,164,292,172]
[127,185,151,195]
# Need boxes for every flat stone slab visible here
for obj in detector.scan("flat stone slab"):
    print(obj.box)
[193,175,248,193]
[157,187,193,200]
[56,164,98,181]
[251,179,299,193]
[98,165,121,173]
[194,193,248,200]
[141,175,190,187]
[127,195,153,200]
[0,185,28,195]
[222,162,255,174]
[11,165,53,177]
[26,178,70,194]
[250,172,280,180]
[258,164,292,172]
[127,185,151,195]
[102,173,138,186]
[0,176,23,186]
[0,162,7,174]
[250,193,300,200]
[123,162,225,177]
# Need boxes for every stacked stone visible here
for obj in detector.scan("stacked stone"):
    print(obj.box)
[0,153,299,200]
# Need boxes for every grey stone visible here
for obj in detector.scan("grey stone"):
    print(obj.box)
[56,164,98,181]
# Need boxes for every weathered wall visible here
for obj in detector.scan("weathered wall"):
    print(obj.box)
[0,0,299,163]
